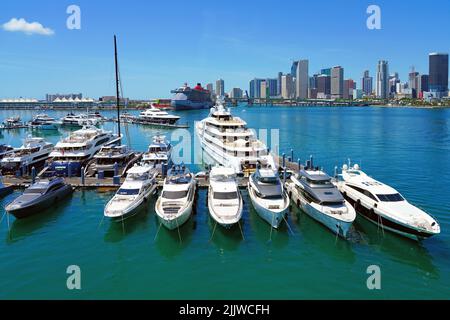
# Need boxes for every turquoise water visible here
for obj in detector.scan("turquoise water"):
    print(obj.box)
[0,106,449,299]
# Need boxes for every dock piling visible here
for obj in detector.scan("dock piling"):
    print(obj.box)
[31,167,36,184]
[81,167,85,185]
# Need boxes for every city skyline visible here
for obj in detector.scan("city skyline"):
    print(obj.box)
[1,0,450,99]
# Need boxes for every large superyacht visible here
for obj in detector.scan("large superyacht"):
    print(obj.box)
[196,101,276,175]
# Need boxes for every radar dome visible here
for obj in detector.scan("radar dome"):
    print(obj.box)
[353,164,360,170]
[342,164,348,170]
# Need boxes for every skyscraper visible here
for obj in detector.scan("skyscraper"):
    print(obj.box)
[291,61,299,78]
[249,78,264,98]
[229,88,243,99]
[331,66,344,99]
[206,83,214,94]
[429,53,449,97]
[265,78,278,97]
[362,70,373,96]
[295,60,309,99]
[281,74,294,99]
[419,74,429,94]
[277,72,283,96]
[216,79,225,97]
[343,79,355,99]
[376,60,389,99]
[317,74,331,97]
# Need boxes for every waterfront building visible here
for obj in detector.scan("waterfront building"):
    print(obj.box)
[376,60,389,99]
[419,74,429,95]
[249,78,264,98]
[281,74,295,99]
[309,75,318,91]
[260,81,268,99]
[265,78,278,97]
[321,68,331,76]
[353,89,363,99]
[291,61,299,78]
[331,66,344,99]
[389,73,400,95]
[229,88,243,99]
[216,79,225,97]
[277,72,282,96]
[295,60,309,99]
[429,53,449,98]
[309,88,318,99]
[317,74,331,96]
[46,93,82,102]
[206,83,214,95]
[343,79,355,99]
[408,69,420,98]
[362,70,373,96]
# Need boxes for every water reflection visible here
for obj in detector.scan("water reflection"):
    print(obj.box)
[154,214,195,259]
[355,217,439,277]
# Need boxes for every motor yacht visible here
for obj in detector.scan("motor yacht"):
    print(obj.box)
[286,157,356,238]
[138,106,180,125]
[48,125,121,176]
[104,164,157,220]
[61,113,99,127]
[0,144,14,158]
[5,177,73,218]
[141,135,172,174]
[248,166,289,228]
[85,144,140,177]
[155,165,196,230]
[0,137,53,175]
[29,114,58,130]
[207,166,243,229]
[334,163,440,240]
[196,100,276,175]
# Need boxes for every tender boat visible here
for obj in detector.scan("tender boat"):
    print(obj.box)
[155,165,196,230]
[2,116,23,129]
[0,137,53,175]
[207,166,243,228]
[29,114,58,130]
[248,166,289,228]
[48,125,121,176]
[286,157,356,238]
[85,144,140,177]
[141,135,172,174]
[334,163,440,240]
[138,106,180,125]
[104,165,157,220]
[5,177,73,218]
[196,100,276,175]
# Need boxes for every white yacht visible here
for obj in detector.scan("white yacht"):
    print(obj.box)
[0,144,14,159]
[248,166,289,229]
[85,144,139,177]
[138,106,180,125]
[48,125,121,176]
[0,137,53,174]
[61,113,99,127]
[155,165,196,230]
[286,157,356,238]
[104,165,157,220]
[207,166,243,229]
[196,101,276,175]
[334,163,440,240]
[29,114,58,130]
[141,135,172,174]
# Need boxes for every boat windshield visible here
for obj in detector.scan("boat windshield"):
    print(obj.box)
[214,191,238,200]
[117,188,140,195]
[162,190,188,199]
[376,193,404,202]
[24,188,46,194]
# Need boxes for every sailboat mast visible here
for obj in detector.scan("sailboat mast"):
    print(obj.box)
[114,35,121,138]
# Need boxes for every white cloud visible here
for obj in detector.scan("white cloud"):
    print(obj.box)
[2,18,54,36]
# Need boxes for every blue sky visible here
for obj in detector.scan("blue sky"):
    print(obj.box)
[1,0,449,99]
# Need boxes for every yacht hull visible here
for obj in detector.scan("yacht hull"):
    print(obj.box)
[51,161,83,176]
[343,194,435,240]
[0,185,14,197]
[248,192,287,229]
[6,185,73,219]
[156,203,193,230]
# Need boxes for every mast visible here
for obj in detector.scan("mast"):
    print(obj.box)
[114,35,121,138]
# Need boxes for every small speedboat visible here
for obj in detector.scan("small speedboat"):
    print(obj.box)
[155,165,196,230]
[248,166,289,228]
[5,177,73,219]
[207,166,243,228]
[286,157,356,238]
[334,162,440,240]
[104,165,157,220]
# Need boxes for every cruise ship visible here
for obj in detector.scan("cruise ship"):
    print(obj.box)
[170,83,214,110]
[48,125,121,176]
[196,101,276,175]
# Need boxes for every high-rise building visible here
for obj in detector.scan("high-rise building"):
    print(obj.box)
[321,68,331,76]
[429,53,449,97]
[331,66,344,99]
[291,61,299,78]
[264,78,278,97]
[206,83,214,94]
[389,73,400,95]
[249,78,264,98]
[362,70,373,96]
[260,81,267,99]
[316,74,331,97]
[216,79,225,97]
[277,72,283,96]
[343,79,355,99]
[295,59,309,99]
[419,74,429,94]
[376,60,389,99]
[229,88,243,99]
[281,74,294,99]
